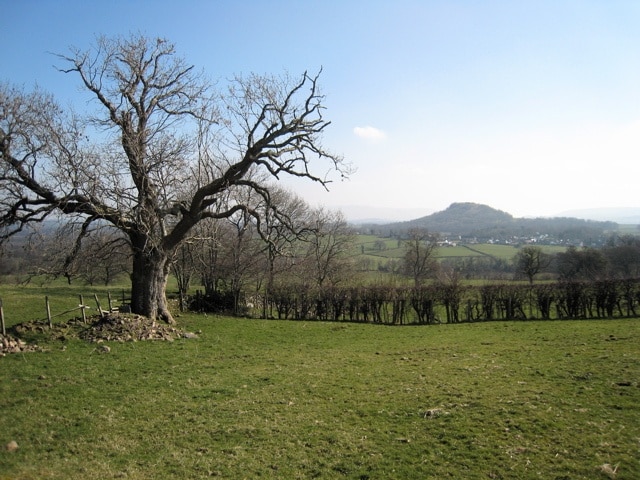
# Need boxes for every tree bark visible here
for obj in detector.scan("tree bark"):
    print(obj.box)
[130,238,175,324]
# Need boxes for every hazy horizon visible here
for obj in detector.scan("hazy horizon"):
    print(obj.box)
[338,203,640,225]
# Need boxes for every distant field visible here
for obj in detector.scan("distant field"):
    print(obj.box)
[353,234,567,272]
[453,243,566,259]
[0,283,638,479]
[617,224,640,235]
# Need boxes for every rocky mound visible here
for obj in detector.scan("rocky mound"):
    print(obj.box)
[77,314,188,343]
[5,313,197,355]
[0,334,41,356]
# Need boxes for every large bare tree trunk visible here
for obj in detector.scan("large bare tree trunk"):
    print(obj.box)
[130,240,175,324]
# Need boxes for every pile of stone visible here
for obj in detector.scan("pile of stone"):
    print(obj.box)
[5,313,196,355]
[77,313,188,343]
[0,334,41,356]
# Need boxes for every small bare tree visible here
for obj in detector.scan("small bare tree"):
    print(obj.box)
[514,246,550,285]
[0,34,348,322]
[402,228,439,287]
[171,239,198,312]
[302,208,355,289]
[260,186,311,316]
[219,203,265,314]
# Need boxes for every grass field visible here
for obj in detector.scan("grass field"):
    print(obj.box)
[354,234,566,264]
[1,283,639,479]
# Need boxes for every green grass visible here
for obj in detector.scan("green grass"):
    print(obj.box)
[454,244,565,260]
[354,235,568,270]
[0,279,131,327]
[1,284,639,479]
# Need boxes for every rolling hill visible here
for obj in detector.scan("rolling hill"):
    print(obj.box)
[360,202,619,242]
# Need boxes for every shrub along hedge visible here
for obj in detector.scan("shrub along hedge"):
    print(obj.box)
[236,279,640,324]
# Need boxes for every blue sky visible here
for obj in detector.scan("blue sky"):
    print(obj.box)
[3,1,640,219]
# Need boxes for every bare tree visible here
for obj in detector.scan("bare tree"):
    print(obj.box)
[15,220,127,286]
[556,246,607,282]
[171,239,198,312]
[193,218,226,300]
[514,245,550,285]
[21,224,80,284]
[218,204,265,314]
[0,34,348,322]
[604,235,640,279]
[402,228,439,287]
[302,208,355,289]
[79,228,131,286]
[260,186,311,316]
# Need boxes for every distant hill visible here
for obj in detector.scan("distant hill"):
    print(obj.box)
[400,203,514,233]
[362,202,618,241]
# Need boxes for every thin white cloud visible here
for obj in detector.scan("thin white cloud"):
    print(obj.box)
[353,125,387,141]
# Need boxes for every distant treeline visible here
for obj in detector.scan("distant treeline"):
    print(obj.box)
[207,279,640,324]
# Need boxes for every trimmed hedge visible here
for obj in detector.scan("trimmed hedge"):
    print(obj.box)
[253,279,640,324]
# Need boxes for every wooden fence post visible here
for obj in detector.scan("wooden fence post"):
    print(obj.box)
[94,294,104,318]
[45,296,52,328]
[0,298,5,336]
[107,291,114,313]
[79,295,87,323]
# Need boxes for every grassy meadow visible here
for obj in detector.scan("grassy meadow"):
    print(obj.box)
[352,234,565,261]
[1,282,639,479]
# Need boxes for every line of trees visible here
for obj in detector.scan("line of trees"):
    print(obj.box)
[0,187,358,315]
[4,223,640,319]
[172,200,356,315]
[514,238,640,283]
[248,278,640,324]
